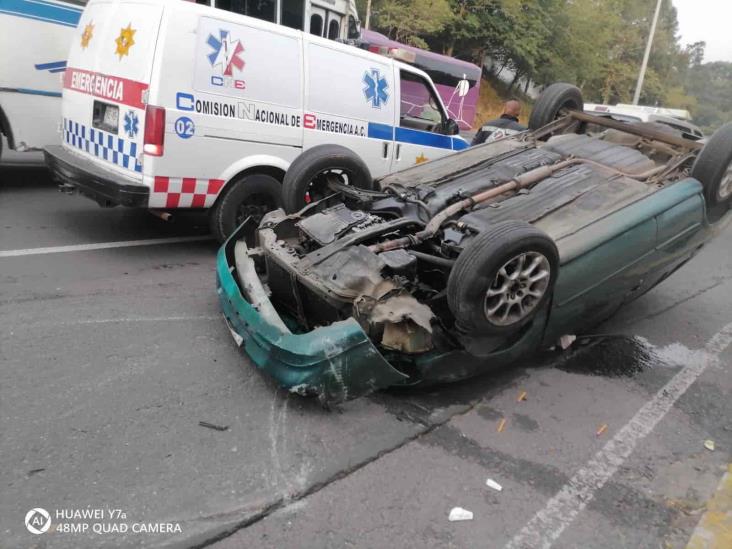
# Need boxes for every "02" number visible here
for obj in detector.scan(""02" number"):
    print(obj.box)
[174,116,195,139]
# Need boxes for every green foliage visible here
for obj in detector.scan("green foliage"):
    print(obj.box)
[362,0,729,130]
[682,62,732,132]
[369,0,453,47]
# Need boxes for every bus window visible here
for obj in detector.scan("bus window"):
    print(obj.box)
[280,0,304,30]
[327,18,340,40]
[216,0,276,23]
[310,13,324,36]
[347,16,360,39]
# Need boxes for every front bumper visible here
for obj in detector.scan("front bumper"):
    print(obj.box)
[44,145,149,208]
[216,223,409,404]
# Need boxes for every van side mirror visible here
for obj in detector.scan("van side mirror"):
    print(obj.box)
[442,118,460,136]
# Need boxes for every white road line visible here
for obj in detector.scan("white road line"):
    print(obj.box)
[0,235,213,258]
[65,315,220,325]
[505,322,732,549]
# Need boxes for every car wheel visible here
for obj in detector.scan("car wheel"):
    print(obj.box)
[690,122,732,222]
[528,83,584,131]
[282,144,374,213]
[447,220,559,336]
[209,173,283,243]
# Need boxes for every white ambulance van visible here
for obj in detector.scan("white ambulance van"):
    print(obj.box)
[45,0,467,240]
[0,0,82,164]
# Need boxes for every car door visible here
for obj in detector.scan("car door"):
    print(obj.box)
[547,206,659,341]
[392,67,461,170]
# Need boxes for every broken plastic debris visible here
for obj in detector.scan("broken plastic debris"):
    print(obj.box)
[486,478,503,492]
[704,439,715,451]
[198,421,229,432]
[289,384,309,396]
[448,507,473,521]
[559,334,577,350]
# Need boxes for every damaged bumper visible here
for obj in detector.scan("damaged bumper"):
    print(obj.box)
[216,224,409,404]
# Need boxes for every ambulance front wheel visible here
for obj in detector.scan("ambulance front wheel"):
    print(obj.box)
[209,173,283,243]
[282,145,375,213]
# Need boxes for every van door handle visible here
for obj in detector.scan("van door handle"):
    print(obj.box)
[382,142,389,158]
[396,144,401,160]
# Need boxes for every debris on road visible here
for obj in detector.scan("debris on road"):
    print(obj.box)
[448,507,474,521]
[199,421,229,432]
[497,418,507,433]
[559,334,577,350]
[486,478,503,492]
[596,424,608,437]
[517,391,527,402]
[704,439,715,451]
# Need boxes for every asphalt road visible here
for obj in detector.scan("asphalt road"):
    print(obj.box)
[1,167,730,549]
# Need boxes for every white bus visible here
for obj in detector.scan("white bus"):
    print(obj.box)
[0,0,360,164]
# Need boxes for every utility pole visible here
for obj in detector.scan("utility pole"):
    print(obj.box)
[365,0,372,29]
[633,0,663,105]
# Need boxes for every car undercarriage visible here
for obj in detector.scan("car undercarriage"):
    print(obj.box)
[218,84,731,403]
[251,119,699,347]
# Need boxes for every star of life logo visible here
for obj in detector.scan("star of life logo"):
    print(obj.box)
[206,29,246,90]
[124,111,139,138]
[363,69,389,109]
[25,508,51,535]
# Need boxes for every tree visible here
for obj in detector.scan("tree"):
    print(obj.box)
[369,0,453,49]
[683,61,732,132]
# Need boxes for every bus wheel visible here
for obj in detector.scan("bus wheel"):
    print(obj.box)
[209,173,283,243]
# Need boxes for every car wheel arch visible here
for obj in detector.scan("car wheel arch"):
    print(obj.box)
[213,155,291,202]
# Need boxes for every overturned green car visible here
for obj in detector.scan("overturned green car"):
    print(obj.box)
[217,84,731,404]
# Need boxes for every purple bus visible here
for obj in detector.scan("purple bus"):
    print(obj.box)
[360,29,481,130]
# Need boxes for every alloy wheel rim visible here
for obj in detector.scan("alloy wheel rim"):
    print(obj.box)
[484,251,551,326]
[718,161,732,201]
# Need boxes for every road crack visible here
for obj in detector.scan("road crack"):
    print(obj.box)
[191,397,486,548]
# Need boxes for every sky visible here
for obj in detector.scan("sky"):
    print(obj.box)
[673,0,732,63]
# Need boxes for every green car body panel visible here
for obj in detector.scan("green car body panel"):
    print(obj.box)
[216,178,725,403]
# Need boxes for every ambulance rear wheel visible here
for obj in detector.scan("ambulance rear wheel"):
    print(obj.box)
[282,145,375,213]
[209,173,283,243]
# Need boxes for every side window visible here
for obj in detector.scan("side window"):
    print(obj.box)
[310,14,323,36]
[347,16,360,39]
[216,0,276,23]
[327,18,340,40]
[280,0,304,30]
[399,70,445,132]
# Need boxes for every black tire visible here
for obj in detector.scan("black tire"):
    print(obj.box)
[447,220,559,336]
[282,144,374,213]
[209,173,283,243]
[690,122,732,222]
[528,83,584,131]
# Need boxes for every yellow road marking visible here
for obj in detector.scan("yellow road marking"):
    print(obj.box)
[686,464,732,549]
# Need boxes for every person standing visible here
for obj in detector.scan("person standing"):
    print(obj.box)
[471,100,527,145]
